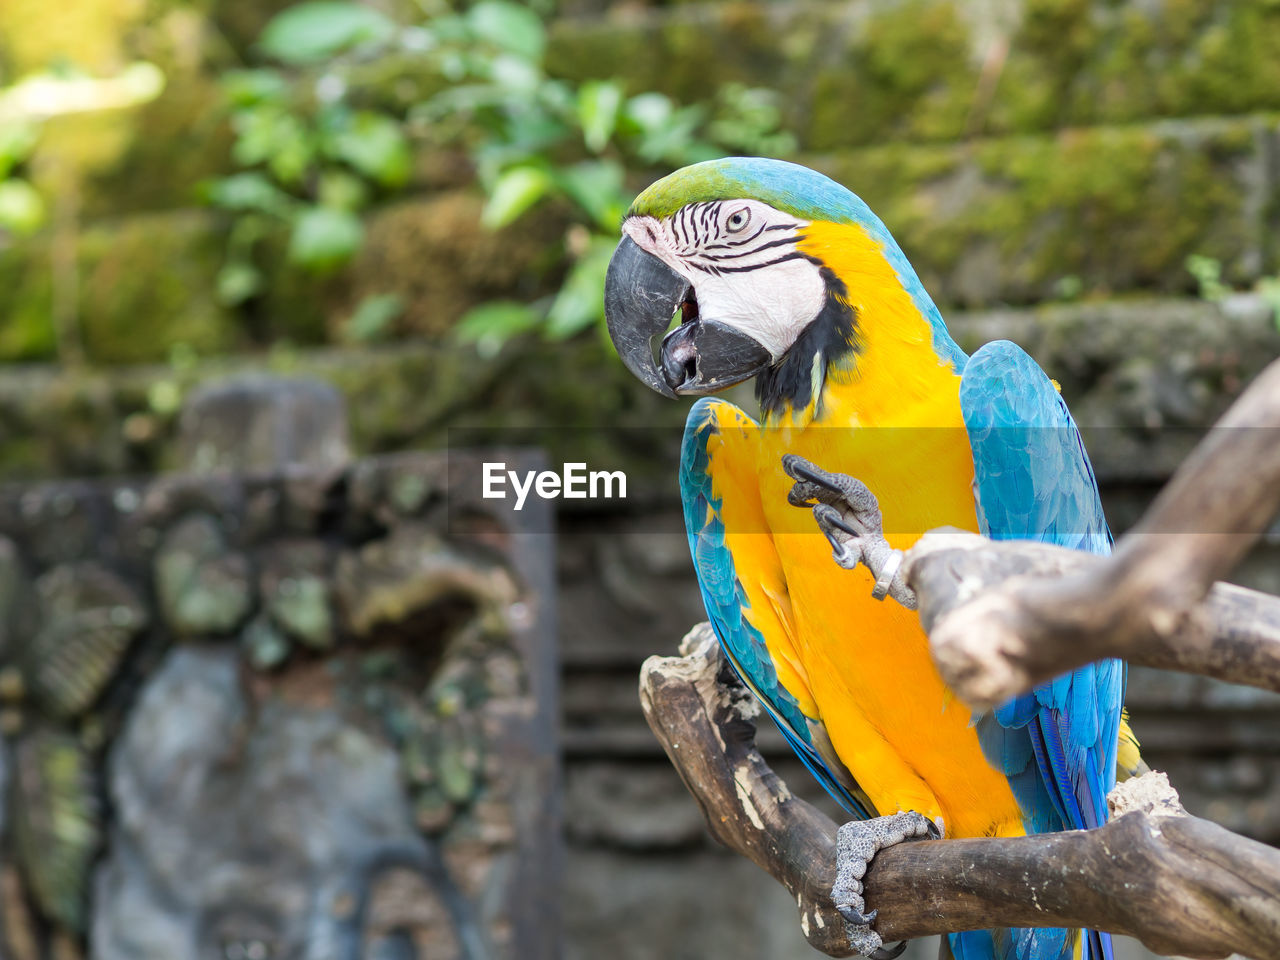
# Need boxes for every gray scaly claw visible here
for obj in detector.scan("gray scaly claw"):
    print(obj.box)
[836,904,877,925]
[781,455,918,609]
[832,811,940,957]
[814,504,862,570]
[870,942,909,960]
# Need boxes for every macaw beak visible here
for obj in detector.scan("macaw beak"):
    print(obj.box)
[604,236,772,398]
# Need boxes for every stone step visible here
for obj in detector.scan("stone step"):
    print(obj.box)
[805,114,1280,307]
[548,0,1280,150]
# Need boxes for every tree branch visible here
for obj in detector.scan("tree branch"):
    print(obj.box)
[641,625,1280,960]
[905,354,1280,710]
[906,532,1280,708]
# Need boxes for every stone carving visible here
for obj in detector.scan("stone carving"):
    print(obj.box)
[28,562,147,719]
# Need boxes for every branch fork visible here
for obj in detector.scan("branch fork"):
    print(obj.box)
[641,627,1280,960]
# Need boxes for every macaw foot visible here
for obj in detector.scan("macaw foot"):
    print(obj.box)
[832,811,942,959]
[781,455,918,609]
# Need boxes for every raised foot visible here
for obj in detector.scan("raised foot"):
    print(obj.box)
[832,811,942,958]
[781,455,918,609]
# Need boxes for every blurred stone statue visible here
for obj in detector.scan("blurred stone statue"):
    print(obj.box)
[0,378,559,960]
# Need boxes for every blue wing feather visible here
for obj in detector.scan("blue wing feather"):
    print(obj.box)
[960,341,1124,960]
[680,398,873,820]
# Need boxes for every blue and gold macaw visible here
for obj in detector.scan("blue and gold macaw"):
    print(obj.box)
[603,158,1140,960]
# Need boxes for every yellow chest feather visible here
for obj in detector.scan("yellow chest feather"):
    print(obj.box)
[712,221,1026,836]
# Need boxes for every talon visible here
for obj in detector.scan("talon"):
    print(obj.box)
[926,818,943,840]
[780,454,810,479]
[813,505,862,569]
[787,485,817,507]
[870,942,908,960]
[783,456,843,492]
[837,904,877,925]
[816,507,860,538]
[782,456,880,514]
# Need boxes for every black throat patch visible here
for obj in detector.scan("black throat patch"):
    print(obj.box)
[754,265,861,419]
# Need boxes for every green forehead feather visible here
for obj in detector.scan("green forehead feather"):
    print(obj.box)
[628,157,872,226]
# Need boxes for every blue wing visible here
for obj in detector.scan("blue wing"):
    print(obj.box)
[961,341,1125,960]
[680,397,874,820]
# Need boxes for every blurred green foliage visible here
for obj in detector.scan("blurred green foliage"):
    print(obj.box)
[0,122,44,237]
[203,2,412,301]
[414,1,795,351]
[1186,254,1229,303]
[1187,253,1280,330]
[205,0,795,348]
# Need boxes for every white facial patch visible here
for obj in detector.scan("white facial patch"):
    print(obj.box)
[623,200,827,360]
[691,258,825,359]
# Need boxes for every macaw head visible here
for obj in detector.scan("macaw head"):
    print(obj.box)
[604,157,954,407]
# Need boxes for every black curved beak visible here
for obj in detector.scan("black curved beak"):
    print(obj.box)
[604,236,684,398]
[604,236,772,398]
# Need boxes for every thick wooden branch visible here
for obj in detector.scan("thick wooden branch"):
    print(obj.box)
[904,354,1280,710]
[641,625,1280,960]
[639,623,851,955]
[907,532,1280,708]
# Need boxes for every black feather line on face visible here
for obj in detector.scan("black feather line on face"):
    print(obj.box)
[754,265,861,419]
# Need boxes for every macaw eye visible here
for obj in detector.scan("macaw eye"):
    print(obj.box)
[725,208,750,233]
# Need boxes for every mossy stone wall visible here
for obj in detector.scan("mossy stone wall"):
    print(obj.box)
[1,0,1279,465]
[550,0,1280,146]
[3,295,1275,484]
[0,212,237,365]
[819,116,1278,306]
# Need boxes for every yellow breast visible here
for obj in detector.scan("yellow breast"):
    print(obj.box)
[757,412,1026,837]
[730,220,1027,837]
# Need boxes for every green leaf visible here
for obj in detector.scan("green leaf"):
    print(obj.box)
[467,1,545,61]
[202,172,295,216]
[216,262,264,306]
[344,293,405,342]
[537,76,577,116]
[288,206,364,271]
[706,84,796,157]
[577,80,622,154]
[317,169,369,211]
[259,2,396,65]
[424,13,469,46]
[498,108,571,158]
[545,237,615,340]
[487,53,542,91]
[630,102,709,165]
[231,105,315,185]
[148,379,183,416]
[622,93,673,134]
[554,160,629,232]
[413,81,523,125]
[1186,254,1226,302]
[323,110,411,187]
[222,69,289,107]
[0,179,45,235]
[481,165,552,229]
[1256,276,1280,331]
[0,122,39,180]
[455,300,541,357]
